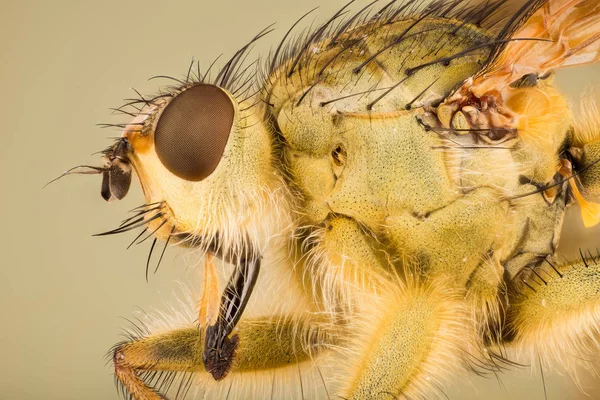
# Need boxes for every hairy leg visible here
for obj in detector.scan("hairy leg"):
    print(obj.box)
[339,279,480,400]
[112,316,334,399]
[506,256,600,380]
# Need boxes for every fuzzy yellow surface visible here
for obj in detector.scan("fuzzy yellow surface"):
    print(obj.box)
[3,0,600,399]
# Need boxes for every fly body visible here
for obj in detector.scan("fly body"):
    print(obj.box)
[64,0,600,398]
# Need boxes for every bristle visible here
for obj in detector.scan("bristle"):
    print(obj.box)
[509,257,600,388]
[303,216,393,318]
[115,269,339,400]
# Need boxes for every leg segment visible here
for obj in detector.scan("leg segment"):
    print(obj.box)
[340,280,479,400]
[112,316,333,399]
[507,256,600,378]
[201,242,261,381]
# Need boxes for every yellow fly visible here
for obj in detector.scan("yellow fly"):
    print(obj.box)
[63,0,600,398]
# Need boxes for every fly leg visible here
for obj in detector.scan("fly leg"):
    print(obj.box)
[111,316,332,400]
[113,328,199,400]
[201,243,261,380]
[506,256,600,374]
[339,280,475,400]
[202,258,260,380]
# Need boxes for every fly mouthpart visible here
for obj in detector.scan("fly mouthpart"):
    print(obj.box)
[100,137,133,201]
[45,137,133,201]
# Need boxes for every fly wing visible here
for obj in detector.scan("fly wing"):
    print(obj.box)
[466,0,600,227]
[437,0,600,228]
[470,0,600,97]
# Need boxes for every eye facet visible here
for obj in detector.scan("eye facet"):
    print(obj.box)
[154,84,235,181]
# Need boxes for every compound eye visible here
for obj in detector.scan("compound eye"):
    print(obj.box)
[154,84,235,181]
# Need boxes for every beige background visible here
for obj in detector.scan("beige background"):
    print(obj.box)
[1,0,599,399]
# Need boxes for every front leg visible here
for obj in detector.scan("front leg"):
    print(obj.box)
[112,315,334,400]
[200,241,261,380]
[203,253,260,380]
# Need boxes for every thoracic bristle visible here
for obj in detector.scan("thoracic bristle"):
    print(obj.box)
[509,257,600,386]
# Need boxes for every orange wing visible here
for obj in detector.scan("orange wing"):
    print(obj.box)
[470,0,600,97]
[441,0,600,227]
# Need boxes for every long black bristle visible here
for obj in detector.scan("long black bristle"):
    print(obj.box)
[521,278,537,293]
[148,75,187,86]
[367,76,410,110]
[270,7,320,74]
[44,165,106,188]
[287,0,356,77]
[202,54,223,83]
[216,24,275,89]
[145,238,157,283]
[580,249,590,267]
[353,28,435,74]
[320,84,389,107]
[131,88,151,107]
[129,201,164,212]
[329,0,380,46]
[125,227,148,250]
[154,226,175,275]
[94,212,163,237]
[529,266,548,286]
[119,206,162,227]
[385,0,421,24]
[371,0,397,21]
[109,108,137,117]
[136,219,168,245]
[544,258,563,278]
[185,58,195,84]
[509,156,600,200]
[405,37,552,76]
[405,77,440,109]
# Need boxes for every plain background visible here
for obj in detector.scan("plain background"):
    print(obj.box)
[1,0,600,399]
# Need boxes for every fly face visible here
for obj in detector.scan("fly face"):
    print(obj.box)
[120,78,296,377]
[114,82,285,246]
[75,46,296,380]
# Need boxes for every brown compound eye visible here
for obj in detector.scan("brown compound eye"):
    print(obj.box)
[154,83,235,181]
